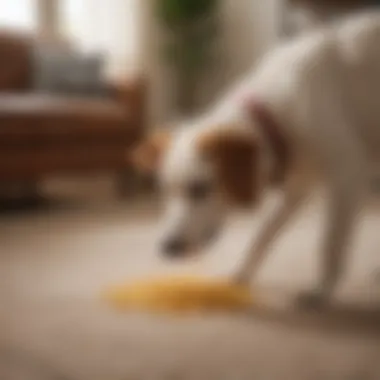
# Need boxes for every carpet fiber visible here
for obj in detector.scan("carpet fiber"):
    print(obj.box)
[0,194,379,380]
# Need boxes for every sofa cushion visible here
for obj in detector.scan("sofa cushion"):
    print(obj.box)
[0,94,135,145]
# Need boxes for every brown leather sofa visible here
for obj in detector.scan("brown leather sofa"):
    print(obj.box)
[0,31,146,196]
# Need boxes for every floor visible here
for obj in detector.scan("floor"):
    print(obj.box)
[0,179,380,380]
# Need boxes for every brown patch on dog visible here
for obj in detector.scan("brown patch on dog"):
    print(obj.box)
[129,131,171,173]
[198,130,258,207]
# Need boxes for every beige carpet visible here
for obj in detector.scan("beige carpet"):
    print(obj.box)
[0,189,380,380]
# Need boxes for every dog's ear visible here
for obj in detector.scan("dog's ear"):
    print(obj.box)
[198,130,258,207]
[129,131,171,173]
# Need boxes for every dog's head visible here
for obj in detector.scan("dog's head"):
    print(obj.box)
[130,125,262,258]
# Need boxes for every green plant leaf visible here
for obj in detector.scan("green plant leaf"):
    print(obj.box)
[155,0,219,27]
[157,0,221,107]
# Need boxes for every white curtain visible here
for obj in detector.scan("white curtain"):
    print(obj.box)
[0,0,37,31]
[60,0,142,78]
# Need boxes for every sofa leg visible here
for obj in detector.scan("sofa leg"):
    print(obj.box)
[25,181,41,197]
[0,181,44,210]
[116,168,139,197]
[0,181,40,199]
[116,169,156,198]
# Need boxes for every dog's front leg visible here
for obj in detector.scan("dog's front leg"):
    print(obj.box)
[233,190,307,285]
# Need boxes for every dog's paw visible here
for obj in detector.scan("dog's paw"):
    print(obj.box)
[294,289,330,311]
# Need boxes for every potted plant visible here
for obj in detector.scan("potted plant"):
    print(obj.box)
[155,0,221,115]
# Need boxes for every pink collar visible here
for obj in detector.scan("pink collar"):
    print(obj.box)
[243,97,290,184]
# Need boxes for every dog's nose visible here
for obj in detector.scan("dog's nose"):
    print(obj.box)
[161,238,187,257]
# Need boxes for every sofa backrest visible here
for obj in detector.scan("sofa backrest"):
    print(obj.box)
[0,31,32,91]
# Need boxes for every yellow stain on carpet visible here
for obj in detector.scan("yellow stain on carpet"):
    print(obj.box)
[103,276,254,314]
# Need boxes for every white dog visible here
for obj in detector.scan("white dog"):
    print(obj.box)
[132,11,380,307]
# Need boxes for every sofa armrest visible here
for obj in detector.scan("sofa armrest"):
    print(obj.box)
[108,76,147,140]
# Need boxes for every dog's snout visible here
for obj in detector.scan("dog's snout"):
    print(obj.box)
[161,238,187,257]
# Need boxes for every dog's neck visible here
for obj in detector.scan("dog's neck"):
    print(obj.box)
[196,95,291,188]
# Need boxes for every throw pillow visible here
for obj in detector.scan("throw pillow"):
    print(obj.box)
[32,44,110,98]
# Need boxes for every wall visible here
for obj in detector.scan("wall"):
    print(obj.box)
[140,0,281,126]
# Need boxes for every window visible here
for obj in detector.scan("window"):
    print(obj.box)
[60,0,141,77]
[0,0,37,31]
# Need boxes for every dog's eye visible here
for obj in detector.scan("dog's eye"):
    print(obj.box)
[188,181,212,201]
